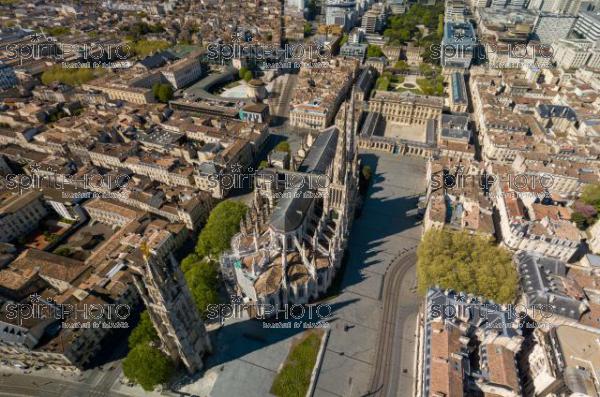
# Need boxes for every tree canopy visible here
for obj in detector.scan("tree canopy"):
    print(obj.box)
[367,45,384,58]
[394,60,410,72]
[581,183,600,212]
[122,344,174,391]
[384,3,444,46]
[128,311,159,349]
[184,260,221,317]
[41,66,97,87]
[243,70,253,82]
[417,229,518,303]
[195,200,248,258]
[238,67,249,80]
[47,27,70,37]
[152,83,174,103]
[274,140,291,153]
[304,22,312,37]
[131,39,170,57]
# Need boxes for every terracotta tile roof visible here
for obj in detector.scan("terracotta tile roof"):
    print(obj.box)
[484,343,520,392]
[12,249,90,284]
[429,321,465,397]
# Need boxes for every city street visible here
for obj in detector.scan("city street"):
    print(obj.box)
[313,151,426,397]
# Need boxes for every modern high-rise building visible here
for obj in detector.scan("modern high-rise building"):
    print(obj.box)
[532,13,577,43]
[325,0,357,30]
[361,4,385,33]
[287,0,305,11]
[552,38,592,67]
[574,8,600,46]
[131,250,211,373]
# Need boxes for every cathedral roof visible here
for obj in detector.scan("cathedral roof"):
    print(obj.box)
[297,126,338,174]
[285,255,310,286]
[254,263,283,296]
[269,184,313,233]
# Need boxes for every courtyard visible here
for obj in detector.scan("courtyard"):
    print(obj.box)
[383,122,429,143]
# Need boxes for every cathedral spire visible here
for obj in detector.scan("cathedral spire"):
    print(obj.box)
[333,102,348,186]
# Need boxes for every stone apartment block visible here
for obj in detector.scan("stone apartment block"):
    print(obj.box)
[0,191,48,243]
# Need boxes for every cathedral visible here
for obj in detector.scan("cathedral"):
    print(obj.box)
[221,100,360,315]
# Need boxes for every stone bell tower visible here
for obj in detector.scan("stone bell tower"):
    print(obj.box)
[130,247,211,373]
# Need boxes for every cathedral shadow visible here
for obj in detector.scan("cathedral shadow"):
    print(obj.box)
[172,298,360,389]
[336,152,425,292]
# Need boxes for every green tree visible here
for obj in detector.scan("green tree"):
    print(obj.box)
[419,63,434,77]
[128,311,159,349]
[47,27,70,37]
[437,17,444,38]
[339,34,349,46]
[157,84,173,102]
[41,66,96,86]
[394,60,410,72]
[304,22,312,37]
[181,252,202,273]
[274,141,291,153]
[362,165,372,181]
[184,260,220,317]
[122,345,173,391]
[259,160,269,169]
[243,70,253,82]
[195,200,248,258]
[53,247,72,257]
[581,184,600,211]
[367,45,384,58]
[152,83,173,103]
[238,67,249,80]
[359,165,372,194]
[376,76,391,91]
[131,39,170,57]
[571,212,589,230]
[417,229,518,303]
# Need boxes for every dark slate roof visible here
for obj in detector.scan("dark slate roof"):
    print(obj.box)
[516,251,586,320]
[441,127,470,140]
[537,104,577,121]
[269,184,314,233]
[441,113,469,128]
[197,162,219,174]
[450,73,467,104]
[297,126,338,174]
[584,254,600,267]
[360,112,383,137]
[137,51,177,70]
[355,67,376,92]
[425,119,436,146]
[425,288,519,337]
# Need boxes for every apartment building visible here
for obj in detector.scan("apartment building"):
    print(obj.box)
[82,79,154,104]
[161,56,203,89]
[552,39,595,69]
[419,288,524,397]
[0,191,47,243]
[441,21,477,69]
[574,9,600,46]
